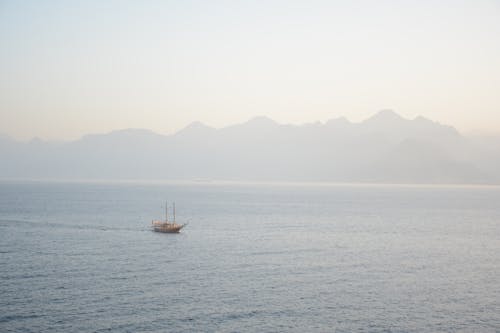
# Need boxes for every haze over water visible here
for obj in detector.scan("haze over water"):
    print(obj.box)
[1,181,499,332]
[2,0,500,331]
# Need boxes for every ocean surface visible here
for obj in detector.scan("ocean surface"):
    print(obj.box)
[1,181,499,333]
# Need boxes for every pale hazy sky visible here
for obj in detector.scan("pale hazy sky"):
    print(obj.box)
[1,0,500,140]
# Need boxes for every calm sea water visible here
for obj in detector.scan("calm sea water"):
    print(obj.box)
[1,181,499,332]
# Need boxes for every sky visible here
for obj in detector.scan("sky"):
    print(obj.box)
[1,0,500,140]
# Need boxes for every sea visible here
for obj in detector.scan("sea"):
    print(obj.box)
[1,181,499,333]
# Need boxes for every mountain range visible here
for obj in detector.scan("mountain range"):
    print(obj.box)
[1,110,499,184]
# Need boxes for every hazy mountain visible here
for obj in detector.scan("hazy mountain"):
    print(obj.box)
[0,110,498,184]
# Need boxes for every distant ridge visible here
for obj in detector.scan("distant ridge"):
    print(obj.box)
[0,110,498,184]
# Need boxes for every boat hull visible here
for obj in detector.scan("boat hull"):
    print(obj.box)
[152,221,185,233]
[153,225,183,233]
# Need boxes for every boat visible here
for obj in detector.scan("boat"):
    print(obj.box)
[152,201,186,233]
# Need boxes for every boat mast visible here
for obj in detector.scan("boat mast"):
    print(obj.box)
[173,202,176,223]
[165,201,168,222]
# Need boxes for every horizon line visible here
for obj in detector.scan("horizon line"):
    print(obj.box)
[1,177,499,188]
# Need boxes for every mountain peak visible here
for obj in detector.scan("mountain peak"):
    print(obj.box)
[180,121,212,131]
[365,109,405,123]
[175,121,215,137]
[245,116,277,126]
